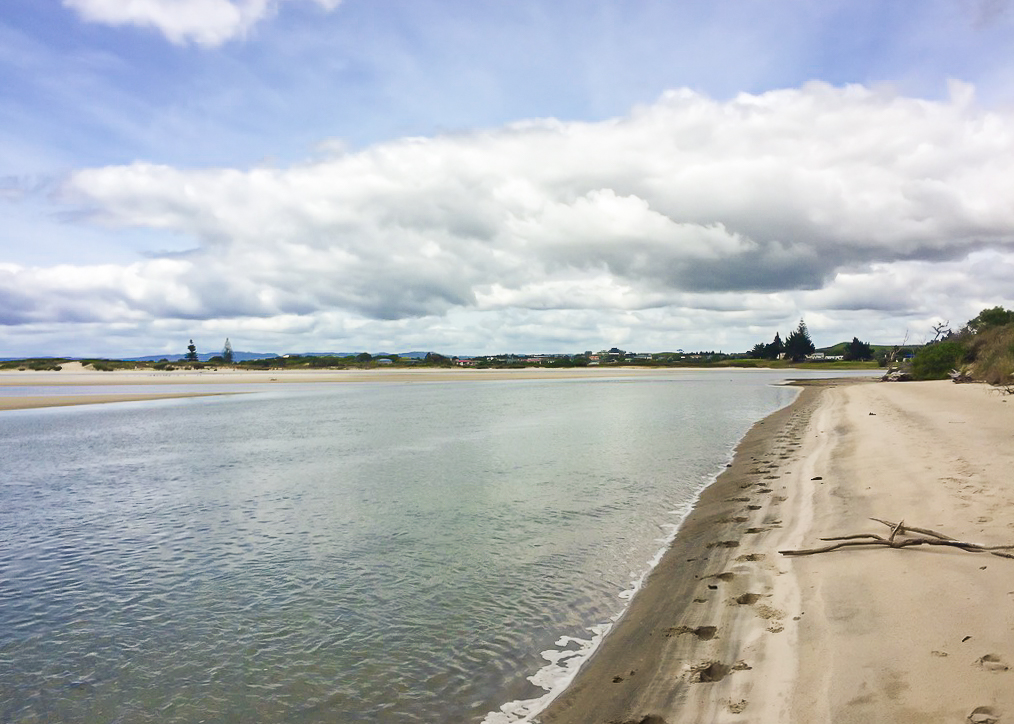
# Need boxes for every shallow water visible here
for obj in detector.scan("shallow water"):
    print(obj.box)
[0,370,869,722]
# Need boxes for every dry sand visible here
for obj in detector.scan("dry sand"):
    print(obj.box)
[537,379,1014,724]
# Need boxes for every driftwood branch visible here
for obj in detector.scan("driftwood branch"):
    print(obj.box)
[780,517,1014,560]
[869,518,955,541]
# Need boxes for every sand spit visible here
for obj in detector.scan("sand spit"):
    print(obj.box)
[0,392,234,411]
[536,379,1014,724]
[0,364,693,387]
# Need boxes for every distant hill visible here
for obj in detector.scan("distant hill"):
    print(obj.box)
[818,341,918,355]
[290,352,363,358]
[291,351,431,359]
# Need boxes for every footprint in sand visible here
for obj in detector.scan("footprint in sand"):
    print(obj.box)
[754,603,785,632]
[727,699,748,714]
[664,625,718,641]
[689,661,731,683]
[735,593,762,605]
[976,654,1011,672]
[968,706,1001,724]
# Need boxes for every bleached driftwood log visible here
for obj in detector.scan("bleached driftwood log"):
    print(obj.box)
[780,518,1014,560]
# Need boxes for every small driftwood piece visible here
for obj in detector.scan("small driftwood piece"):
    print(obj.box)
[780,518,1014,560]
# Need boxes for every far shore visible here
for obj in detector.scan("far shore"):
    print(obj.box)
[0,361,704,386]
[0,363,814,412]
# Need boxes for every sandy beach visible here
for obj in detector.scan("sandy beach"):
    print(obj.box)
[537,378,1014,724]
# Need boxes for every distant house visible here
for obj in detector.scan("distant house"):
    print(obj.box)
[807,352,826,361]
[454,358,476,367]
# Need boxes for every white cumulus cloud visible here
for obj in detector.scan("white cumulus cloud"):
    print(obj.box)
[6,82,1014,354]
[63,0,342,47]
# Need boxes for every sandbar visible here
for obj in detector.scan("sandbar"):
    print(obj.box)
[536,379,1014,723]
[0,392,234,411]
[0,363,700,387]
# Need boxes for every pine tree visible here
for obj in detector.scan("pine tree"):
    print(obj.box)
[784,319,815,362]
[769,332,784,359]
[844,337,873,361]
[223,338,234,364]
[185,339,199,362]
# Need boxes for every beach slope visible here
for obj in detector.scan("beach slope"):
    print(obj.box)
[537,379,1014,724]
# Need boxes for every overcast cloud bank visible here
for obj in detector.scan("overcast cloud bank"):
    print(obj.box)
[5,82,1014,356]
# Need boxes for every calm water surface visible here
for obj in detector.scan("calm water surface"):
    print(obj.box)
[0,371,863,723]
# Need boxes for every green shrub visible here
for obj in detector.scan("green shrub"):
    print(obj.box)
[967,323,1014,386]
[910,342,967,380]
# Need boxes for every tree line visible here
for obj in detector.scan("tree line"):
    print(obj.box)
[749,319,874,363]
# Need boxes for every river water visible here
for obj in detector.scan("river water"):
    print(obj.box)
[0,370,868,723]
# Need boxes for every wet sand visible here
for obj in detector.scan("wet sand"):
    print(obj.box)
[536,379,1014,723]
[0,392,234,411]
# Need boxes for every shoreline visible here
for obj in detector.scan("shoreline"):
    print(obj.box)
[536,378,1014,723]
[533,378,838,723]
[0,391,236,411]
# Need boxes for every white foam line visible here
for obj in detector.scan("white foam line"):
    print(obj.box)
[483,389,805,723]
[481,500,695,724]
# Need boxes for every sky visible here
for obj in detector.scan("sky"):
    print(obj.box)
[3,0,1014,357]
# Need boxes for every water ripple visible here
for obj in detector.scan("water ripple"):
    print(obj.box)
[0,372,809,722]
